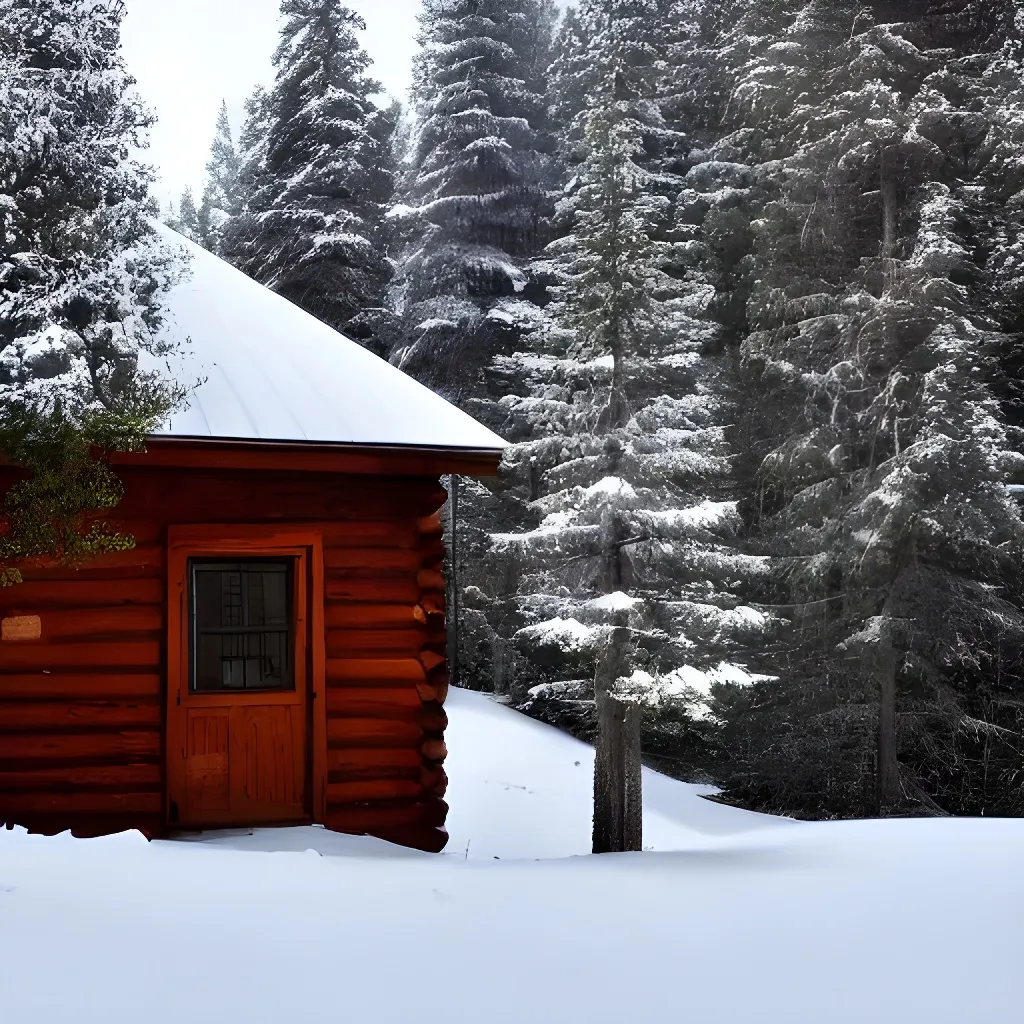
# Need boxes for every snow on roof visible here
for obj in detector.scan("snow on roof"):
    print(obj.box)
[145,225,507,451]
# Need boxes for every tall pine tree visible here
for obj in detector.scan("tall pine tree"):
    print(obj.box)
[712,0,1024,817]
[223,1,395,339]
[455,4,768,771]
[389,0,555,398]
[197,100,242,254]
[0,0,185,585]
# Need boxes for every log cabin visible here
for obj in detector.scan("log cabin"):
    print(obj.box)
[0,226,506,853]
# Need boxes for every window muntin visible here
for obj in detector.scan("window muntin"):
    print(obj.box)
[189,559,294,692]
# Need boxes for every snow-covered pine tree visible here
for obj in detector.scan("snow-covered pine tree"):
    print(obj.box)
[388,0,555,398]
[458,8,771,770]
[0,0,185,586]
[712,0,1024,817]
[175,187,201,243]
[225,87,273,249]
[196,100,242,254]
[222,1,394,339]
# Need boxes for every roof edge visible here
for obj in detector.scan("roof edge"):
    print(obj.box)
[110,436,504,477]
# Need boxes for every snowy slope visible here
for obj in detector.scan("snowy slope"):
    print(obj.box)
[442,687,780,858]
[144,224,507,451]
[2,691,1022,1024]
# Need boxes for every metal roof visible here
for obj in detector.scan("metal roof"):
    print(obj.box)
[144,225,507,453]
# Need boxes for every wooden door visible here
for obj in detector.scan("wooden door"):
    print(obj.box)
[167,540,315,828]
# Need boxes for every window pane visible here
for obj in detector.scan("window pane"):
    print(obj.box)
[189,560,295,692]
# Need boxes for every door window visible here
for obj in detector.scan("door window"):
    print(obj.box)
[189,559,294,692]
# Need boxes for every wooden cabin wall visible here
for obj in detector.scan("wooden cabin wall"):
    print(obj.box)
[0,465,451,852]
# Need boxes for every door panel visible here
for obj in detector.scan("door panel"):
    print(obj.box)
[185,711,231,816]
[167,542,312,829]
[231,704,305,817]
[181,704,305,825]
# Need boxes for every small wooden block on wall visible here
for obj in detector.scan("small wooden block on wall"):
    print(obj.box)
[2,615,42,641]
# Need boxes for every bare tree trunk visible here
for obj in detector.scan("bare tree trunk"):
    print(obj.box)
[447,474,461,690]
[593,696,642,853]
[600,508,625,594]
[877,637,900,813]
[593,622,641,853]
[594,621,631,704]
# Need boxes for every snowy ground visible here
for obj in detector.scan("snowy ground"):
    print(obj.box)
[2,690,1022,1023]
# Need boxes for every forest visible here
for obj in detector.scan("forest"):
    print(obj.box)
[5,0,1024,822]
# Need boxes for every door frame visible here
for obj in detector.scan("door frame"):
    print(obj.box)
[165,525,327,827]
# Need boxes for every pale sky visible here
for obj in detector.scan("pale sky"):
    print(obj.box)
[121,0,425,208]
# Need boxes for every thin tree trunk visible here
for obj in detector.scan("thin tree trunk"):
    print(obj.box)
[593,695,643,853]
[447,474,461,690]
[877,636,899,813]
[593,619,640,853]
[600,508,625,593]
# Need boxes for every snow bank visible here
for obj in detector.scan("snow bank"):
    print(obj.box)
[2,691,1022,1024]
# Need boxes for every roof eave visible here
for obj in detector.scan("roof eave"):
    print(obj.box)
[109,435,505,477]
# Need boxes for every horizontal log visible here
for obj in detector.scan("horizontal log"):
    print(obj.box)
[0,672,161,701]
[0,699,161,734]
[325,687,423,720]
[422,739,447,763]
[426,667,450,688]
[417,569,445,592]
[318,521,420,549]
[63,546,164,572]
[327,764,420,786]
[326,779,424,804]
[324,547,422,572]
[414,681,441,704]
[326,747,423,775]
[416,513,444,538]
[0,641,161,673]
[326,629,428,658]
[324,575,421,605]
[0,814,164,840]
[324,798,446,833]
[418,539,447,566]
[0,730,160,766]
[327,658,427,686]
[421,798,448,828]
[419,651,446,673]
[0,791,161,815]
[327,718,424,749]
[420,766,448,798]
[419,706,448,734]
[1,547,164,583]
[419,594,445,615]
[0,578,163,611]
[434,679,450,705]
[114,469,448,522]
[423,631,448,651]
[0,763,162,793]
[325,604,425,630]
[85,519,165,544]
[16,561,164,583]
[0,607,163,643]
